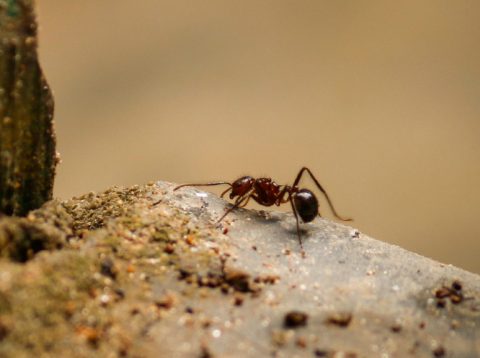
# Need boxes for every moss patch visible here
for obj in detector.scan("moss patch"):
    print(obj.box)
[0,183,240,357]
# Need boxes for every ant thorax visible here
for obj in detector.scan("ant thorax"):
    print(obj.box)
[253,178,280,206]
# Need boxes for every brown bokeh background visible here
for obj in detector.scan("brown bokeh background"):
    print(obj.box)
[37,2,480,273]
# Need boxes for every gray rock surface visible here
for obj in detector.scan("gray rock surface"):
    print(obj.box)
[0,181,478,357]
[156,181,480,357]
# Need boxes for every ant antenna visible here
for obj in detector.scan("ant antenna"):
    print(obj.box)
[173,182,231,191]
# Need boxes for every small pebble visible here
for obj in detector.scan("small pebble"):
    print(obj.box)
[284,311,308,328]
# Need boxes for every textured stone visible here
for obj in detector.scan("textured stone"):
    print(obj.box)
[0,181,478,357]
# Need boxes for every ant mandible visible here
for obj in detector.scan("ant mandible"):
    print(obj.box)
[173,167,352,251]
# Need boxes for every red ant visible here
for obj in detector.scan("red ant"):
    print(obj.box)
[173,167,352,251]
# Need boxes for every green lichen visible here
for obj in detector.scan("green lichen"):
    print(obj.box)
[6,0,20,18]
[0,252,100,356]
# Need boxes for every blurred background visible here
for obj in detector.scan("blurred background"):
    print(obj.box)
[37,1,480,273]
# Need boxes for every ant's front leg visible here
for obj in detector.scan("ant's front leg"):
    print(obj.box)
[220,186,232,198]
[288,196,305,256]
[216,192,252,223]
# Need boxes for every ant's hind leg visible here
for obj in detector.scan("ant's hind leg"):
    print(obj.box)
[292,167,310,188]
[289,197,305,254]
[292,167,352,222]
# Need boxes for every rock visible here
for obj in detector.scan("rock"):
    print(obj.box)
[0,181,478,357]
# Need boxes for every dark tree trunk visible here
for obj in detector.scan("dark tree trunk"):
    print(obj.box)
[0,0,56,216]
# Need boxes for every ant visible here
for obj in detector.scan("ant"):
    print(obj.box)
[173,167,352,252]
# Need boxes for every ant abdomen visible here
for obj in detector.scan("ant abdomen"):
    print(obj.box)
[293,189,319,223]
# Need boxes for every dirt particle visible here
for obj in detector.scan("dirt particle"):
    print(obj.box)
[75,325,101,348]
[451,280,462,291]
[314,349,329,357]
[100,257,117,279]
[436,299,446,308]
[295,336,307,348]
[64,300,76,319]
[351,230,360,238]
[233,294,244,306]
[164,243,175,254]
[224,269,252,293]
[254,274,280,285]
[185,234,197,246]
[390,324,402,333]
[435,287,451,299]
[113,288,125,300]
[155,292,177,310]
[199,343,213,358]
[450,319,460,329]
[434,281,464,306]
[313,349,357,358]
[220,283,230,294]
[118,347,129,357]
[185,306,194,314]
[0,319,9,341]
[326,312,352,328]
[284,311,308,328]
[150,199,162,207]
[432,346,445,357]
[271,329,292,347]
[450,293,463,304]
[201,319,212,329]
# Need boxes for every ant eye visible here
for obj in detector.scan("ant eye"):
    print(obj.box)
[294,189,318,223]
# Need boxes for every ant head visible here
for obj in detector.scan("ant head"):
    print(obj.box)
[230,176,254,199]
[293,189,318,223]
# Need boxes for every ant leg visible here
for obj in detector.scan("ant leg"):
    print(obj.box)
[289,196,304,252]
[292,167,352,221]
[239,195,251,208]
[215,193,251,223]
[220,187,232,198]
[173,182,231,191]
[276,186,291,205]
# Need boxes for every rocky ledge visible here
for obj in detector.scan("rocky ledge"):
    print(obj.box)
[0,181,478,357]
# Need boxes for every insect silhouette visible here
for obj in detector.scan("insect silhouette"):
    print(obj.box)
[173,167,352,252]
